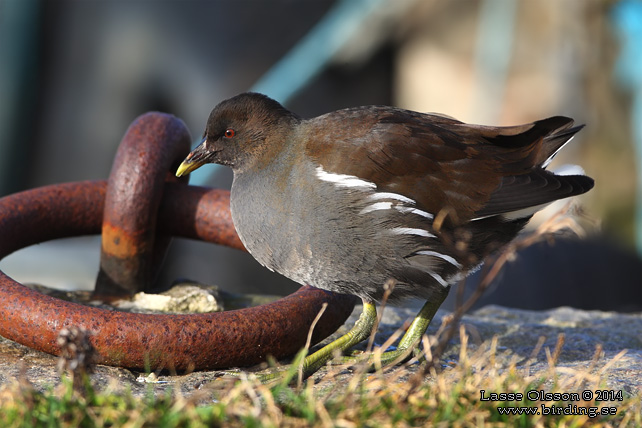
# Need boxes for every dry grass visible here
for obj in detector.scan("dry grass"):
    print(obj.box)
[0,333,638,427]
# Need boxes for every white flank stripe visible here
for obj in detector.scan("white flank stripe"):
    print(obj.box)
[367,192,415,205]
[395,206,434,220]
[428,271,449,287]
[389,227,436,238]
[415,250,462,268]
[315,166,376,189]
[360,202,392,214]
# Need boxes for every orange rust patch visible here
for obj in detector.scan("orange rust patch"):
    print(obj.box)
[101,223,145,258]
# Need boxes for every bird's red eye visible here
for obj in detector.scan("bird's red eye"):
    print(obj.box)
[224,129,235,138]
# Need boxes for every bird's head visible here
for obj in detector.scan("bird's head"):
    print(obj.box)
[176,92,299,177]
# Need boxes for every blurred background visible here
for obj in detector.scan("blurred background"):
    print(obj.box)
[0,0,640,311]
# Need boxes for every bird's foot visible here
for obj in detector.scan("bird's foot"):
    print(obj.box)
[212,303,379,385]
[212,344,423,387]
[213,349,314,385]
[335,342,424,373]
[211,289,447,385]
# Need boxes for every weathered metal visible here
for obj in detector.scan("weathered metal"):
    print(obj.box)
[95,112,192,296]
[0,180,356,370]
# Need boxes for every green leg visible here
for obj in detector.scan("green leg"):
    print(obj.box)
[301,300,377,376]
[218,301,377,384]
[372,286,449,367]
[303,285,449,375]
[218,288,447,383]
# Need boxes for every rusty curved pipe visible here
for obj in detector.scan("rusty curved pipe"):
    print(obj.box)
[0,181,356,370]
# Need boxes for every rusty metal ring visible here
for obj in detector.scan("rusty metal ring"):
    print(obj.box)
[0,181,356,370]
[96,112,192,295]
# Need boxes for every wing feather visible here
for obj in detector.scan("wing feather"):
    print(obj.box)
[303,107,591,223]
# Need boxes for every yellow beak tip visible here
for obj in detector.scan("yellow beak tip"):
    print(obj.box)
[175,162,196,178]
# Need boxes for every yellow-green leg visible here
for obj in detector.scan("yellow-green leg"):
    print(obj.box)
[303,286,449,375]
[372,286,449,367]
[231,301,377,383]
[301,300,377,376]
[220,287,448,383]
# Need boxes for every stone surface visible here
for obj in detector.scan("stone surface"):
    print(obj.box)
[113,284,223,313]
[0,299,640,398]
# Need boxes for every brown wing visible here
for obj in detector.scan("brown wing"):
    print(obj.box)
[304,106,590,223]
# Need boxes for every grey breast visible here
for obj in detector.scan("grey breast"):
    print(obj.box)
[230,155,456,302]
